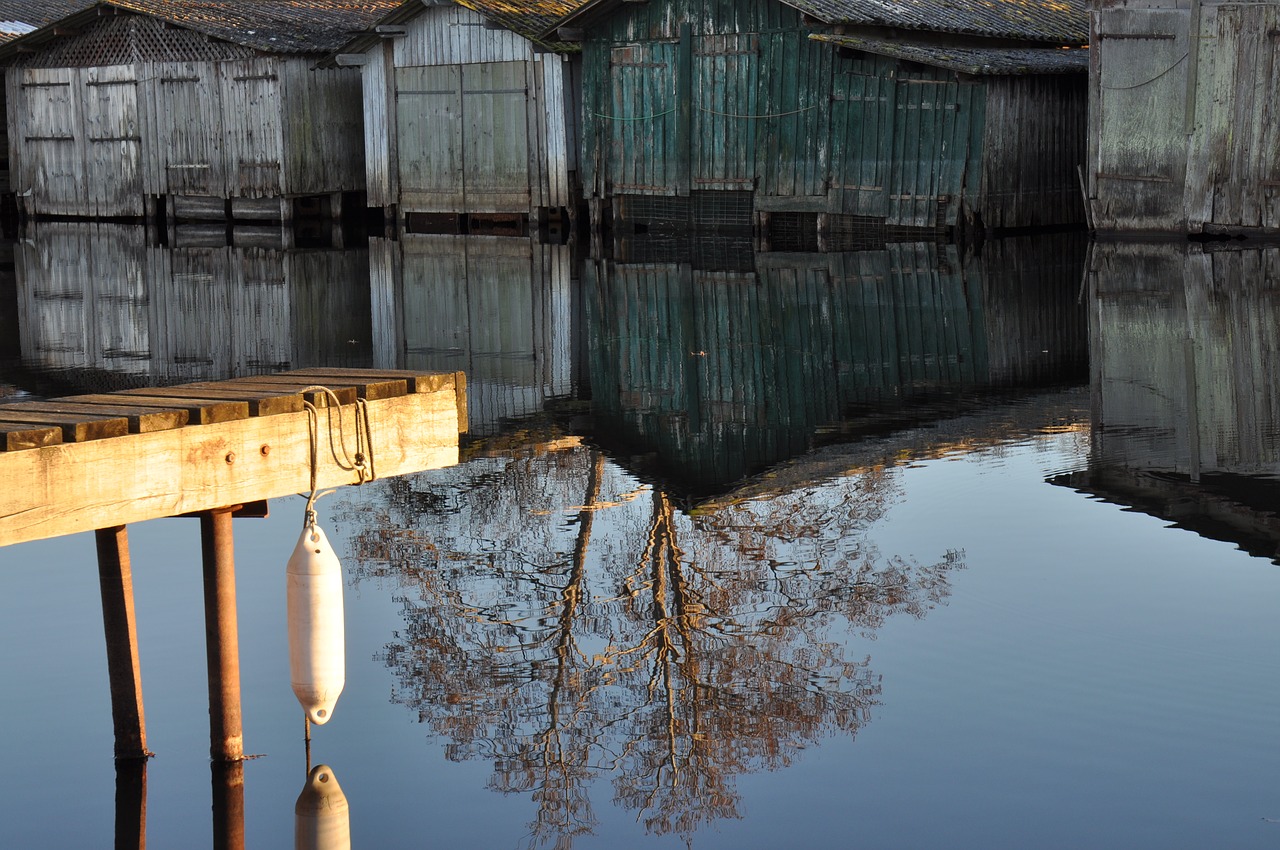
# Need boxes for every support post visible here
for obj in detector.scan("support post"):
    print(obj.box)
[95,525,151,760]
[114,758,148,850]
[211,760,246,850]
[200,508,244,761]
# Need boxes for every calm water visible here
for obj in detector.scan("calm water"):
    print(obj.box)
[3,224,1280,848]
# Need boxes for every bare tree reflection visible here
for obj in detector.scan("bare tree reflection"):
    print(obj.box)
[341,441,962,847]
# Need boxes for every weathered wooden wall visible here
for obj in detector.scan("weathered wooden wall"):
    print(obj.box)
[359,3,577,218]
[369,234,574,434]
[1089,0,1280,234]
[15,223,371,382]
[580,0,1086,230]
[6,15,366,220]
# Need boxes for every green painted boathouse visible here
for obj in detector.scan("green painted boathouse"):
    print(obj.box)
[550,0,1089,238]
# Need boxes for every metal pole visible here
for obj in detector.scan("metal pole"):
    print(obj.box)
[200,508,244,761]
[95,525,150,760]
[211,760,245,850]
[113,757,148,850]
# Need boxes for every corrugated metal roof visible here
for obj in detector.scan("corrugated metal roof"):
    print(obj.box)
[812,33,1089,74]
[786,0,1089,45]
[0,0,404,55]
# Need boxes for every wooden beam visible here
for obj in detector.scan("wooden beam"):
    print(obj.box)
[333,53,368,67]
[51,393,248,425]
[0,377,463,547]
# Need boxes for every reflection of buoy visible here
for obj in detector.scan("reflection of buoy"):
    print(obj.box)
[287,522,345,725]
[295,764,351,850]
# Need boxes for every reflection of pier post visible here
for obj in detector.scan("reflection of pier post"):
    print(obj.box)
[95,525,150,760]
[113,758,147,850]
[200,508,244,762]
[212,761,246,850]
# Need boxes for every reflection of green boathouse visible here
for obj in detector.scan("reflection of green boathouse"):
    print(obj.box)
[586,234,1087,492]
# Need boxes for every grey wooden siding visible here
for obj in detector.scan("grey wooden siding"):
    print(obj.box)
[7,28,366,218]
[358,3,577,218]
[369,234,573,434]
[16,222,371,380]
[1089,0,1280,234]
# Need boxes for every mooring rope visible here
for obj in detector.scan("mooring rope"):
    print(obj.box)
[299,385,375,530]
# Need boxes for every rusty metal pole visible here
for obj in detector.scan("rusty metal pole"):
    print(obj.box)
[211,760,245,850]
[113,757,148,850]
[200,508,244,761]
[95,525,151,760]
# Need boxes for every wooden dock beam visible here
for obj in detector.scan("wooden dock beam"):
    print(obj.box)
[95,525,151,761]
[200,508,244,762]
[114,758,148,850]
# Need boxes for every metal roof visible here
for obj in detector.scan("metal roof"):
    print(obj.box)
[811,34,1089,74]
[786,0,1089,45]
[0,0,404,55]
[547,0,1088,45]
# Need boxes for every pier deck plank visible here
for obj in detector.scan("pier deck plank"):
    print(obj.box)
[0,369,466,547]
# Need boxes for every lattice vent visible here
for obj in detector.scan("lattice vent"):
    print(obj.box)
[15,15,254,69]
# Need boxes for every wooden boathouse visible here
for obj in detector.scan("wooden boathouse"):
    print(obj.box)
[0,0,399,224]
[550,0,1089,238]
[330,0,584,233]
[1088,0,1280,236]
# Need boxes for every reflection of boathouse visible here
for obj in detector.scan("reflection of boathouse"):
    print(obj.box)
[552,0,1088,235]
[586,233,1088,492]
[1088,0,1280,235]
[1055,242,1280,562]
[0,0,394,223]
[370,234,576,434]
[331,0,583,231]
[15,223,371,386]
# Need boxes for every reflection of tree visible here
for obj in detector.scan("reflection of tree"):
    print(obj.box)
[341,441,962,847]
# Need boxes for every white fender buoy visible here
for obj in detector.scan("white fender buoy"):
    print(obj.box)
[295,763,351,850]
[287,522,345,725]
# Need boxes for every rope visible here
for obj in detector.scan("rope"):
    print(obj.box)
[1101,52,1188,90]
[300,385,376,531]
[590,106,676,121]
[697,103,817,119]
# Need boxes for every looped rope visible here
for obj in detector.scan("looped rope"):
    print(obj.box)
[300,385,376,531]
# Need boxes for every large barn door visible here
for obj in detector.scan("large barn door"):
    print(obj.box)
[396,65,464,212]
[606,43,681,194]
[830,66,895,217]
[220,58,283,198]
[691,34,758,191]
[14,68,83,216]
[80,66,143,217]
[153,62,223,196]
[460,61,531,213]
[888,76,964,228]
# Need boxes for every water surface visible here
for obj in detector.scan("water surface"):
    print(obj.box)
[2,226,1279,848]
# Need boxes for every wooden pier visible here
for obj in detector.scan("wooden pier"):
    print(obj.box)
[0,368,466,771]
[0,368,466,547]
